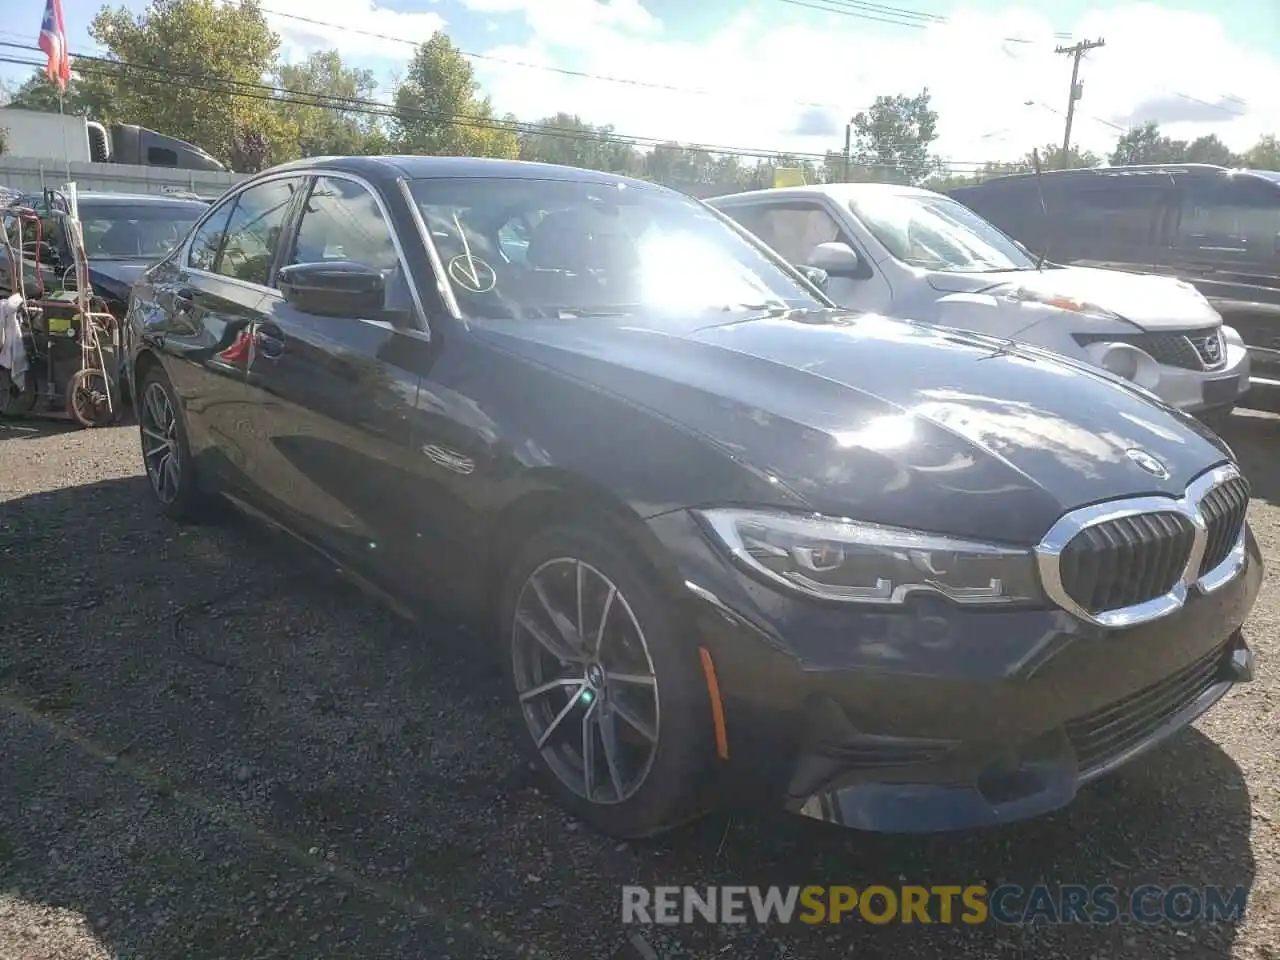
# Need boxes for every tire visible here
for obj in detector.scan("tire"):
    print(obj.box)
[136,364,216,523]
[498,521,716,839]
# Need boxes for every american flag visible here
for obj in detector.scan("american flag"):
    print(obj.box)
[38,0,71,93]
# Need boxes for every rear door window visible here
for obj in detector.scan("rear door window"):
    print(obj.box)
[1180,175,1280,263]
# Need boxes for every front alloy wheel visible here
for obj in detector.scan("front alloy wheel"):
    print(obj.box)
[512,558,661,804]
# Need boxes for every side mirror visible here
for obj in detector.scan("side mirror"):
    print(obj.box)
[806,241,863,279]
[797,264,829,291]
[277,260,385,318]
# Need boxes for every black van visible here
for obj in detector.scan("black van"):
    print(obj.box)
[949,164,1280,403]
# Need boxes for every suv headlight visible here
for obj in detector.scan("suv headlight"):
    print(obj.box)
[694,508,1042,606]
[1000,285,1121,322]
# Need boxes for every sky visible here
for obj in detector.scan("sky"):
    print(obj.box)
[2,0,1278,170]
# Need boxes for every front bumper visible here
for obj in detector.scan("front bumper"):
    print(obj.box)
[1153,336,1250,414]
[650,510,1263,833]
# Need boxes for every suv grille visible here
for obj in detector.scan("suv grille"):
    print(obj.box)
[1058,512,1194,614]
[1076,328,1225,370]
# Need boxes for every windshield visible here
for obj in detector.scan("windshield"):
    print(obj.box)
[77,202,204,260]
[407,177,825,320]
[850,193,1038,273]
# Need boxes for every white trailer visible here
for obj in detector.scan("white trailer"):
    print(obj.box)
[0,109,98,164]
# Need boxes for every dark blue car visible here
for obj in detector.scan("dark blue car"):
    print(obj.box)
[125,155,1260,838]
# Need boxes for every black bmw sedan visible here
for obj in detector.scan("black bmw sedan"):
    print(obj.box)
[125,155,1260,839]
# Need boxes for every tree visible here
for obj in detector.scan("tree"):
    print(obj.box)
[85,0,286,165]
[1109,121,1189,166]
[1183,134,1238,166]
[849,88,940,185]
[2,71,114,119]
[517,113,641,174]
[392,32,517,159]
[1242,135,1280,170]
[1037,142,1099,170]
[273,50,382,157]
[229,126,270,172]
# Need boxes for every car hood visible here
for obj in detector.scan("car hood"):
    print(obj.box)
[924,265,1221,331]
[87,259,154,302]
[481,308,1232,544]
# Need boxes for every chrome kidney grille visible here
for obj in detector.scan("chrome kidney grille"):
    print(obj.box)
[1035,464,1250,627]
[1198,475,1250,575]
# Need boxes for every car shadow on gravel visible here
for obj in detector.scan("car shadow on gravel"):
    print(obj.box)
[0,475,1259,960]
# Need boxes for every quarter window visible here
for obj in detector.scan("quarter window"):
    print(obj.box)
[214,177,303,287]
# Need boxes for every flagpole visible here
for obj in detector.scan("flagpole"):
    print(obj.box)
[58,86,71,182]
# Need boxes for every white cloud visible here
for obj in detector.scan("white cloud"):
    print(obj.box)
[264,0,446,64]
[459,0,659,48]
[454,1,1280,168]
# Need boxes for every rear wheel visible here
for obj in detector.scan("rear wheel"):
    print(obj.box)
[499,522,716,838]
[137,365,214,522]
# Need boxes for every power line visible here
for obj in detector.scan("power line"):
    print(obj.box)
[0,51,999,169]
[776,0,1074,44]
[0,36,947,154]
[258,6,856,112]
[0,41,953,155]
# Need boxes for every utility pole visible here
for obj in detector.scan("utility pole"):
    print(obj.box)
[843,120,853,181]
[1054,37,1105,169]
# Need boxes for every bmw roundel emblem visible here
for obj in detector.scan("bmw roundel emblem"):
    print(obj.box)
[1126,448,1170,480]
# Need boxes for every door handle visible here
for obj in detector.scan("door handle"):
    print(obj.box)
[255,323,285,360]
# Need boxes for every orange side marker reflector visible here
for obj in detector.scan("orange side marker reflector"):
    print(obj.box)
[698,646,730,760]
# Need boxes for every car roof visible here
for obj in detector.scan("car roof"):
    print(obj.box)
[14,190,206,208]
[76,192,207,206]
[968,163,1236,188]
[708,182,944,204]
[260,155,676,195]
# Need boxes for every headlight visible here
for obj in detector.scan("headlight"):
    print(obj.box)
[694,508,1042,606]
[1002,285,1120,322]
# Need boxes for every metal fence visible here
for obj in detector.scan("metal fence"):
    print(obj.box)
[0,156,247,199]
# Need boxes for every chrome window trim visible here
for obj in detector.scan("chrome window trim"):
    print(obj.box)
[398,177,463,323]
[1035,463,1248,628]
[180,168,431,338]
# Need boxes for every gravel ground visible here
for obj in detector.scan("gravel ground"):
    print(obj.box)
[2,411,1280,960]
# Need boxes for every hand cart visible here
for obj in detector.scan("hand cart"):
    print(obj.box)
[0,184,122,427]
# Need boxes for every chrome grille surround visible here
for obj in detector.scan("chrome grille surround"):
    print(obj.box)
[1035,464,1249,628]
